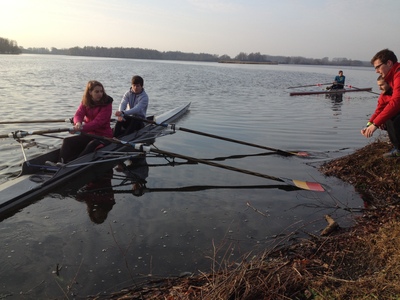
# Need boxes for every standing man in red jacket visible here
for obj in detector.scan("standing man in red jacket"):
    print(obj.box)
[362,49,400,157]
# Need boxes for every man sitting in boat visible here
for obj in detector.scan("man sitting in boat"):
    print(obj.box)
[113,75,149,137]
[327,70,345,90]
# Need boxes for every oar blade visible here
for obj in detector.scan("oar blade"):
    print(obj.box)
[291,179,325,192]
[294,151,309,157]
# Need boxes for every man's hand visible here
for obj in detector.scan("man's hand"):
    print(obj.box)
[362,124,377,138]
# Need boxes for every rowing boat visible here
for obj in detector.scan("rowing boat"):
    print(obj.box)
[289,87,372,96]
[0,102,191,217]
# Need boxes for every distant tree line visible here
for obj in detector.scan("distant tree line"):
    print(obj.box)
[0,37,21,54]
[2,36,369,66]
[22,46,371,67]
[24,46,221,62]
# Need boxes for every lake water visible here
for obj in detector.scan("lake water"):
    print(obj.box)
[0,54,380,298]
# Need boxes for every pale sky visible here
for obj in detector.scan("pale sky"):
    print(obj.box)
[2,0,400,61]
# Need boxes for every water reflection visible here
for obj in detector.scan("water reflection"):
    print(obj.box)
[113,156,149,197]
[325,93,343,116]
[74,157,149,223]
[73,152,307,224]
[76,169,115,224]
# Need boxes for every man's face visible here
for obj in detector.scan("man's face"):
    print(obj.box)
[377,80,391,94]
[374,59,392,78]
[132,83,143,94]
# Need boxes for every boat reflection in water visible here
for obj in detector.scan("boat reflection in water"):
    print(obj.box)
[113,157,149,197]
[325,93,343,102]
[74,151,306,224]
[325,93,343,117]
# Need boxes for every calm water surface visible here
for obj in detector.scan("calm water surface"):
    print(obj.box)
[0,54,380,298]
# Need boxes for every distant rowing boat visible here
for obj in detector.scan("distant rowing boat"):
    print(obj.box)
[290,87,372,96]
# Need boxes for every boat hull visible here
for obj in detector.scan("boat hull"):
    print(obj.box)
[0,102,191,217]
[290,87,372,96]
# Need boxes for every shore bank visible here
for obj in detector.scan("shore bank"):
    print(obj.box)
[89,139,400,299]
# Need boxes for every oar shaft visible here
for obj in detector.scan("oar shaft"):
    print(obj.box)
[0,118,117,125]
[147,147,285,183]
[173,126,294,156]
[81,132,283,181]
[346,85,380,95]
[129,116,297,156]
[0,119,72,125]
[79,132,324,192]
[0,128,72,139]
[287,82,331,89]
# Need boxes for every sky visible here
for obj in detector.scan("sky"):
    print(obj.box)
[2,0,400,61]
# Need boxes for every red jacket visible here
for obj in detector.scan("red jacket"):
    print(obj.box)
[373,62,400,126]
[74,96,113,138]
[369,93,392,123]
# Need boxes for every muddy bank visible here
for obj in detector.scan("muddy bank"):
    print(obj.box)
[88,139,400,299]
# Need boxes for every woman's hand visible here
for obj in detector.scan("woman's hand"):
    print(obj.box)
[70,122,83,133]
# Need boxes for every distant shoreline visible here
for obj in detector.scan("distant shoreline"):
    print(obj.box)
[219,60,278,65]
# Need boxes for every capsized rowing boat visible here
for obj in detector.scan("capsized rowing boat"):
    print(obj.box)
[0,102,190,217]
[289,87,372,96]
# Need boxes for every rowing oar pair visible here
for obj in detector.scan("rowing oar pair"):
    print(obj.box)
[129,117,308,157]
[82,133,325,192]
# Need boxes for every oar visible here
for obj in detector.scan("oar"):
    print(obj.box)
[142,146,324,191]
[345,85,380,95]
[81,133,324,192]
[129,117,308,157]
[0,118,117,125]
[0,118,73,125]
[0,128,72,139]
[287,82,332,89]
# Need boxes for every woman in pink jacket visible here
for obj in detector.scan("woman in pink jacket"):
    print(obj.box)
[59,80,113,163]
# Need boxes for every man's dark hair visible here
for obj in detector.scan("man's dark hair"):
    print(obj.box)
[371,49,398,65]
[131,75,144,86]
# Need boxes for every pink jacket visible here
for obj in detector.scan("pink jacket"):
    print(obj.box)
[73,96,113,138]
[373,62,400,126]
